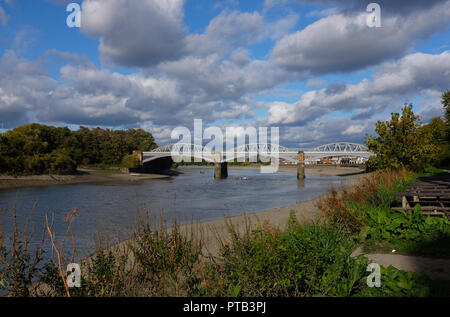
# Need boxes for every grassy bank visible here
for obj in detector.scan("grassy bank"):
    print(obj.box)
[319,168,450,259]
[1,169,450,297]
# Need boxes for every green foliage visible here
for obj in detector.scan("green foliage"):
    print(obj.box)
[442,90,450,132]
[357,266,431,297]
[73,127,156,167]
[321,169,450,258]
[422,116,450,169]
[121,154,140,169]
[0,124,157,175]
[357,204,450,257]
[203,214,445,297]
[424,117,447,145]
[130,218,203,296]
[0,232,44,297]
[366,104,439,172]
[42,249,132,297]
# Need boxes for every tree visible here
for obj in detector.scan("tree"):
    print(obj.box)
[422,116,449,169]
[442,90,450,142]
[423,117,447,146]
[366,104,439,171]
[0,124,158,175]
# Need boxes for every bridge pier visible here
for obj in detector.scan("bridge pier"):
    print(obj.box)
[297,151,305,180]
[214,153,228,179]
[214,162,228,179]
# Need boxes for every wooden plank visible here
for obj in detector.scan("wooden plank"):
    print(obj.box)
[391,206,450,212]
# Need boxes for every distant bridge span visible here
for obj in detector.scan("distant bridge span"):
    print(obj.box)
[142,142,374,164]
[305,142,373,162]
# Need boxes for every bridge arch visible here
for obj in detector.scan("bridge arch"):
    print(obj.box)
[310,142,368,153]
[305,142,372,163]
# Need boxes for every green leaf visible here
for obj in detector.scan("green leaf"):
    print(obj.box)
[231,285,242,297]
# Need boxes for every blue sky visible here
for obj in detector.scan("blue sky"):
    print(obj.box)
[0,0,449,148]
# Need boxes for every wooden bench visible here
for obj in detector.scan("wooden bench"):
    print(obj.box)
[392,178,450,217]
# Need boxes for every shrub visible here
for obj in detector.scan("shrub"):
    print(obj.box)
[206,215,369,297]
[121,154,140,169]
[0,208,45,297]
[130,216,203,297]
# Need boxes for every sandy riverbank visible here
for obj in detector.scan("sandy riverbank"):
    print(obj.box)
[0,169,171,190]
[193,168,366,255]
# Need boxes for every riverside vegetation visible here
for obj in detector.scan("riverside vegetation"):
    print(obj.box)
[1,169,450,297]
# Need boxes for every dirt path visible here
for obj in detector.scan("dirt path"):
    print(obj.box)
[351,247,450,280]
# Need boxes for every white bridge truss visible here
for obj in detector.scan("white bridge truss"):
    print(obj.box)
[143,142,373,164]
[305,142,373,162]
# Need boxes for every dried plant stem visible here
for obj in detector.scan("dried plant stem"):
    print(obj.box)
[45,214,71,297]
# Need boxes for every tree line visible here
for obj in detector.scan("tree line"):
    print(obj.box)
[366,91,450,171]
[0,124,157,175]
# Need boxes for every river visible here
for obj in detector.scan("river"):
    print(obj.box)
[0,167,354,257]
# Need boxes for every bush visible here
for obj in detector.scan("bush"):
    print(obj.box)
[205,215,367,297]
[42,248,133,297]
[130,216,203,297]
[121,154,140,169]
[203,214,442,297]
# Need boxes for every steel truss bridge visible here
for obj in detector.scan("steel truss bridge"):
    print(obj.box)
[143,142,374,164]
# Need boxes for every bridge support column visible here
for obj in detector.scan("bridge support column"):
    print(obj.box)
[133,150,143,167]
[214,153,228,179]
[297,151,305,180]
[214,162,228,179]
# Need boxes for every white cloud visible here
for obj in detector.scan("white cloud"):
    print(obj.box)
[342,124,365,135]
[266,51,450,125]
[81,0,187,67]
[271,2,450,74]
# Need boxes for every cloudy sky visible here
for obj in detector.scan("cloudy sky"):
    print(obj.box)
[0,0,449,149]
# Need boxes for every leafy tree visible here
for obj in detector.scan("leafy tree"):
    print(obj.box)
[442,90,450,142]
[0,124,157,175]
[423,117,447,146]
[366,104,439,171]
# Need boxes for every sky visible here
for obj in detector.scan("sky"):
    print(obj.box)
[0,0,449,149]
